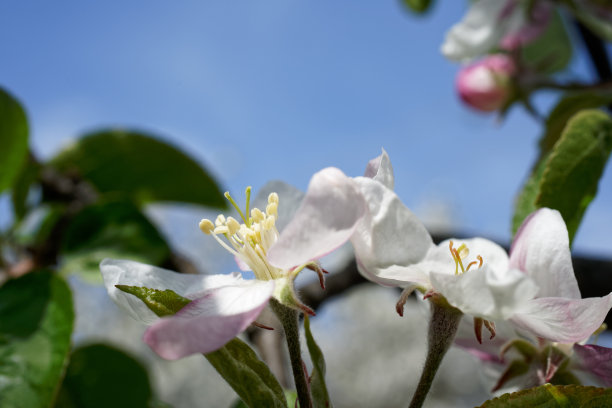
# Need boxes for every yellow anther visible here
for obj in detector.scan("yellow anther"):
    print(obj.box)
[199,219,215,234]
[457,244,469,259]
[215,214,226,226]
[266,202,278,217]
[226,217,241,235]
[268,192,279,205]
[214,225,229,235]
[251,208,265,223]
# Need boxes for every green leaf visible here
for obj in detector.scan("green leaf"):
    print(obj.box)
[304,315,332,408]
[478,384,612,407]
[401,0,434,14]
[512,110,612,241]
[540,91,612,154]
[521,11,572,74]
[231,391,296,408]
[115,285,191,317]
[49,129,226,208]
[122,282,288,408]
[0,87,29,194]
[0,271,74,408]
[60,199,171,283]
[512,154,549,235]
[55,344,155,408]
[536,110,612,241]
[206,338,288,408]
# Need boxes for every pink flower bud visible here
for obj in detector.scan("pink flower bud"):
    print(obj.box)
[456,54,516,112]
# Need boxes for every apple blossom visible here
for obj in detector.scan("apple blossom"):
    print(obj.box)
[101,187,326,360]
[441,0,552,62]
[269,153,612,344]
[456,54,516,112]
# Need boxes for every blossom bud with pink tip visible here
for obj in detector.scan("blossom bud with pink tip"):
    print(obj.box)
[456,54,516,112]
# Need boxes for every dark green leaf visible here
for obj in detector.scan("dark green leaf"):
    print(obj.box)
[124,282,288,408]
[55,344,155,408]
[540,91,612,155]
[231,391,296,408]
[536,110,612,241]
[115,285,191,317]
[401,0,434,14]
[521,11,572,74]
[0,87,29,194]
[206,338,288,408]
[478,384,612,407]
[60,199,171,283]
[49,129,226,208]
[304,315,332,408]
[0,271,74,408]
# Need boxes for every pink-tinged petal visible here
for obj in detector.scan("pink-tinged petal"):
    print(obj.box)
[144,279,274,359]
[509,208,580,299]
[351,176,433,272]
[363,148,394,189]
[430,262,538,321]
[268,167,367,269]
[510,294,612,343]
[573,344,612,387]
[100,259,243,324]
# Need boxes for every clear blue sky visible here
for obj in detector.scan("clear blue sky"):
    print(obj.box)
[1,1,611,255]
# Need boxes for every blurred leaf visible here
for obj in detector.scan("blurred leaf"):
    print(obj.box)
[521,11,572,74]
[13,204,65,247]
[0,87,29,194]
[115,285,191,317]
[540,91,612,154]
[10,157,41,221]
[0,271,74,408]
[537,110,612,241]
[401,0,434,14]
[304,315,332,408]
[55,344,156,408]
[513,110,612,241]
[206,338,288,408]
[60,199,171,283]
[478,384,612,407]
[125,282,287,408]
[49,129,226,208]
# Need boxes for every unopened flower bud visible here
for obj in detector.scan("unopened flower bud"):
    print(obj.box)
[456,54,515,112]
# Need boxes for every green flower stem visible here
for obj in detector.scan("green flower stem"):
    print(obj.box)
[270,299,313,408]
[409,296,463,408]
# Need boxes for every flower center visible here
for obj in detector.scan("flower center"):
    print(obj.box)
[199,186,283,281]
[448,240,483,275]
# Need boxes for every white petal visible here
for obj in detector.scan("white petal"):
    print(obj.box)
[357,259,431,288]
[363,148,394,189]
[268,167,367,269]
[100,259,243,324]
[441,0,514,61]
[351,176,433,273]
[509,208,580,299]
[430,264,539,320]
[144,279,274,359]
[510,294,612,343]
[253,180,305,233]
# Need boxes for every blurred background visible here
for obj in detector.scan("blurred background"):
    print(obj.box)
[1,1,611,407]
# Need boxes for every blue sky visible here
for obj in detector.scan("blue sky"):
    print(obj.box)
[1,1,611,256]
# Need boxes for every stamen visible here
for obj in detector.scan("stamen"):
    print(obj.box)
[266,202,278,218]
[477,255,483,268]
[215,214,226,226]
[214,225,229,235]
[224,191,248,226]
[251,208,265,223]
[466,261,478,271]
[226,217,241,236]
[452,248,465,274]
[268,192,279,204]
[244,186,252,227]
[199,219,215,234]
